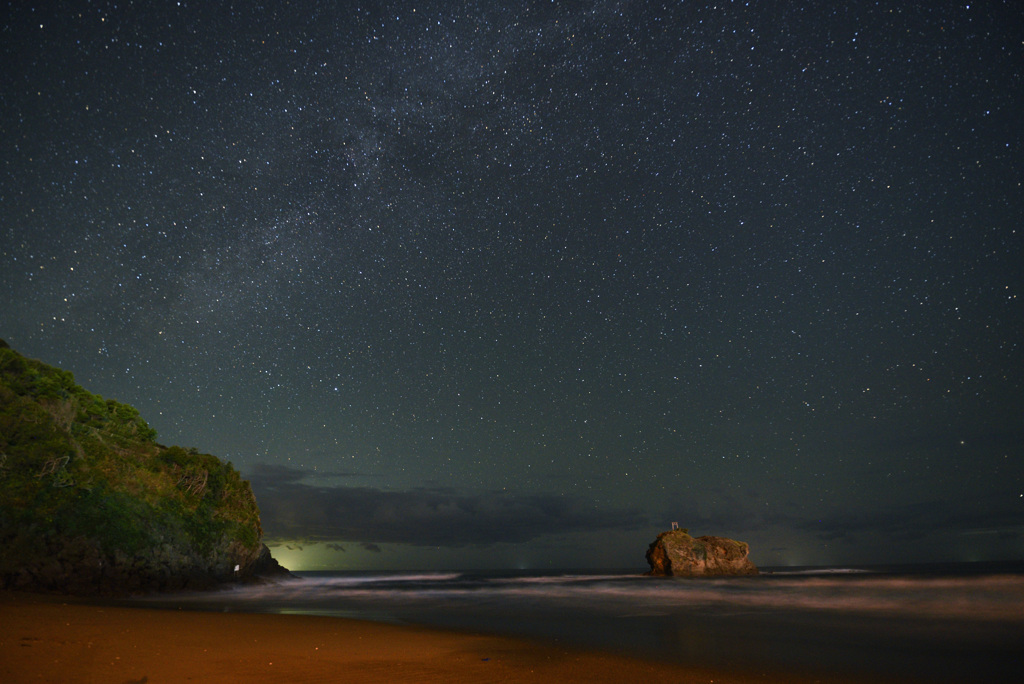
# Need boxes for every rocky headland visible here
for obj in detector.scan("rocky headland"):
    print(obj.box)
[0,340,289,595]
[645,528,759,577]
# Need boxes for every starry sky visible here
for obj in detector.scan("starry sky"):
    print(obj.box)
[2,1,1022,571]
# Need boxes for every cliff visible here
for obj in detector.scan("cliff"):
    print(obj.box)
[645,528,759,577]
[0,340,287,594]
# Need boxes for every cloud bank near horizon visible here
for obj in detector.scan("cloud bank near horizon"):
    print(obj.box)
[247,464,649,547]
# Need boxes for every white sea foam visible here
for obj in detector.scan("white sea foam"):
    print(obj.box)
[143,569,1024,623]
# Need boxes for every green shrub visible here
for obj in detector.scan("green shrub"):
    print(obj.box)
[0,343,264,568]
[58,485,153,554]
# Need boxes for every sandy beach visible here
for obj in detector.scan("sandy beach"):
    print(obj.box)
[0,589,880,683]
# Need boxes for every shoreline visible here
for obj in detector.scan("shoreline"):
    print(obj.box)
[0,589,888,683]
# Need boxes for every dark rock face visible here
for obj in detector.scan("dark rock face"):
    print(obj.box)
[244,543,295,582]
[0,532,271,595]
[0,341,288,595]
[645,529,759,577]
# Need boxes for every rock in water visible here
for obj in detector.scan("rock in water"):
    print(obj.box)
[645,528,758,576]
[0,340,288,595]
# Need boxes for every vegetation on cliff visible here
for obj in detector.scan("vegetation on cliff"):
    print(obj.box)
[0,340,267,593]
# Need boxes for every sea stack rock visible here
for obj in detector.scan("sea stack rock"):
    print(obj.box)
[645,528,759,577]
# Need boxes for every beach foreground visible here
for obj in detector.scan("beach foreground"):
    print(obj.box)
[1,590,879,684]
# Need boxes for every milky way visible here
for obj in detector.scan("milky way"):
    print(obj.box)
[2,1,1022,570]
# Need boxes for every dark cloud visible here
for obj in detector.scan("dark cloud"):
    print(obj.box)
[773,499,1024,544]
[248,464,648,547]
[247,464,307,485]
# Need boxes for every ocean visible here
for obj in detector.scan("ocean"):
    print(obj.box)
[129,562,1024,683]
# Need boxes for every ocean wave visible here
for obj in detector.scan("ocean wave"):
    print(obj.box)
[140,570,1024,623]
[765,567,874,575]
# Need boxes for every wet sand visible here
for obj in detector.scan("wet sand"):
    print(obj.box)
[1,590,889,683]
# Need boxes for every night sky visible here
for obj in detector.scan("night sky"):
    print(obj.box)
[2,1,1022,571]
